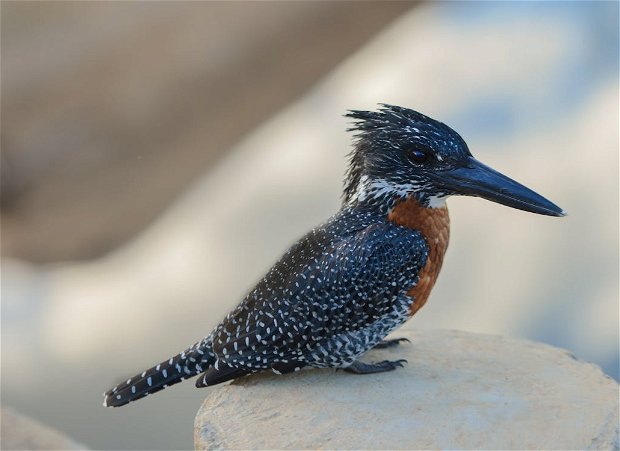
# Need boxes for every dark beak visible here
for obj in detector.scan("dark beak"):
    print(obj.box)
[436,157,565,217]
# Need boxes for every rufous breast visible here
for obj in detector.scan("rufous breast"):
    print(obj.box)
[387,197,450,316]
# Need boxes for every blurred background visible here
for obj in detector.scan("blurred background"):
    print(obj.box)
[2,1,618,450]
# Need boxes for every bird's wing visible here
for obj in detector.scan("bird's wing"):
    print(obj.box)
[208,221,427,375]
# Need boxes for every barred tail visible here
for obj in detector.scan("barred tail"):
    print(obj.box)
[103,344,214,408]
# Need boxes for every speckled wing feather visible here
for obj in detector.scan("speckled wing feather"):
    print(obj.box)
[198,210,428,386]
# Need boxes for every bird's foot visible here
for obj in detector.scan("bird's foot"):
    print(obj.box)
[373,337,411,349]
[343,359,407,374]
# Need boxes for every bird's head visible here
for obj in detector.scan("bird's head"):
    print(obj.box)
[343,104,564,216]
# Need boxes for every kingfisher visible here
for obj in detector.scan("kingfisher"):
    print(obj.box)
[104,104,564,407]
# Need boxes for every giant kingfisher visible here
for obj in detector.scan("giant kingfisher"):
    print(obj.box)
[104,104,564,407]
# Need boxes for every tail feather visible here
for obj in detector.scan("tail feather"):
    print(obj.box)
[104,344,214,408]
[195,363,251,387]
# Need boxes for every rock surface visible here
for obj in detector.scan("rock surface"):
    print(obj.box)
[1,408,87,450]
[195,330,618,450]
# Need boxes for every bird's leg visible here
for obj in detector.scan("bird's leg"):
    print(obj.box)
[343,359,407,374]
[373,337,411,349]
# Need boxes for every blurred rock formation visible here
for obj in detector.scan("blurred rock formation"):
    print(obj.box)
[1,408,87,450]
[1,1,414,262]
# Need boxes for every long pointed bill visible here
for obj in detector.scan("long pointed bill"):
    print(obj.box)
[436,157,565,217]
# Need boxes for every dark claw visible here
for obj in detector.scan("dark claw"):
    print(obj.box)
[373,337,411,349]
[342,359,408,374]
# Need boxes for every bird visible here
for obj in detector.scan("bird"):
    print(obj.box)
[103,104,564,408]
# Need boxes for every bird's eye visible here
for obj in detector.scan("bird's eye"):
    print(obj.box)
[408,148,430,164]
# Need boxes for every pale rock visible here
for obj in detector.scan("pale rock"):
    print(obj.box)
[195,330,618,450]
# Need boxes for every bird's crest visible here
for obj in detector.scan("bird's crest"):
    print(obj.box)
[345,104,437,135]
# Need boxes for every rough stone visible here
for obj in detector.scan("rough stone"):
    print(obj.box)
[194,329,619,450]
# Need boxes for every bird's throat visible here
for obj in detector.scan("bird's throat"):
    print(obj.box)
[387,197,450,316]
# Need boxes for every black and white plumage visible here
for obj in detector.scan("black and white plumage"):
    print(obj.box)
[105,207,427,407]
[104,104,564,408]
[203,209,427,378]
